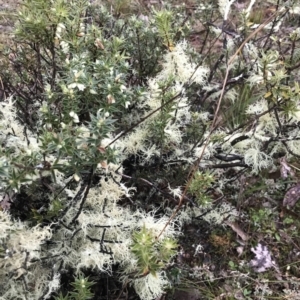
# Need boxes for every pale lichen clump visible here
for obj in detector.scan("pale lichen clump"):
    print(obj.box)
[0,211,53,298]
[0,97,40,156]
[120,41,208,165]
[1,38,201,298]
[0,170,173,298]
[182,201,241,226]
[157,40,209,85]
[0,211,52,266]
[43,171,180,300]
[133,271,170,300]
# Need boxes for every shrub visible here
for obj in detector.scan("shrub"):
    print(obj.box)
[1,0,300,299]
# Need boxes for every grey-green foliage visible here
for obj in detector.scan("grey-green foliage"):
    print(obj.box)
[4,0,190,130]
[0,1,199,299]
[0,0,190,188]
[131,225,178,276]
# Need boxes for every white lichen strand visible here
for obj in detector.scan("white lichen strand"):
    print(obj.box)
[156,41,209,85]
[118,40,208,166]
[133,271,170,300]
[218,0,237,20]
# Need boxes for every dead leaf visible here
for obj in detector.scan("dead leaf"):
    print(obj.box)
[224,221,249,241]
[279,157,295,179]
[94,38,104,50]
[283,183,300,207]
[99,160,108,169]
[107,94,115,104]
[236,246,244,257]
[97,146,106,153]
[0,192,15,211]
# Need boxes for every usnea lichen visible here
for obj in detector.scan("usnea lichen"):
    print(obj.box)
[1,0,300,299]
